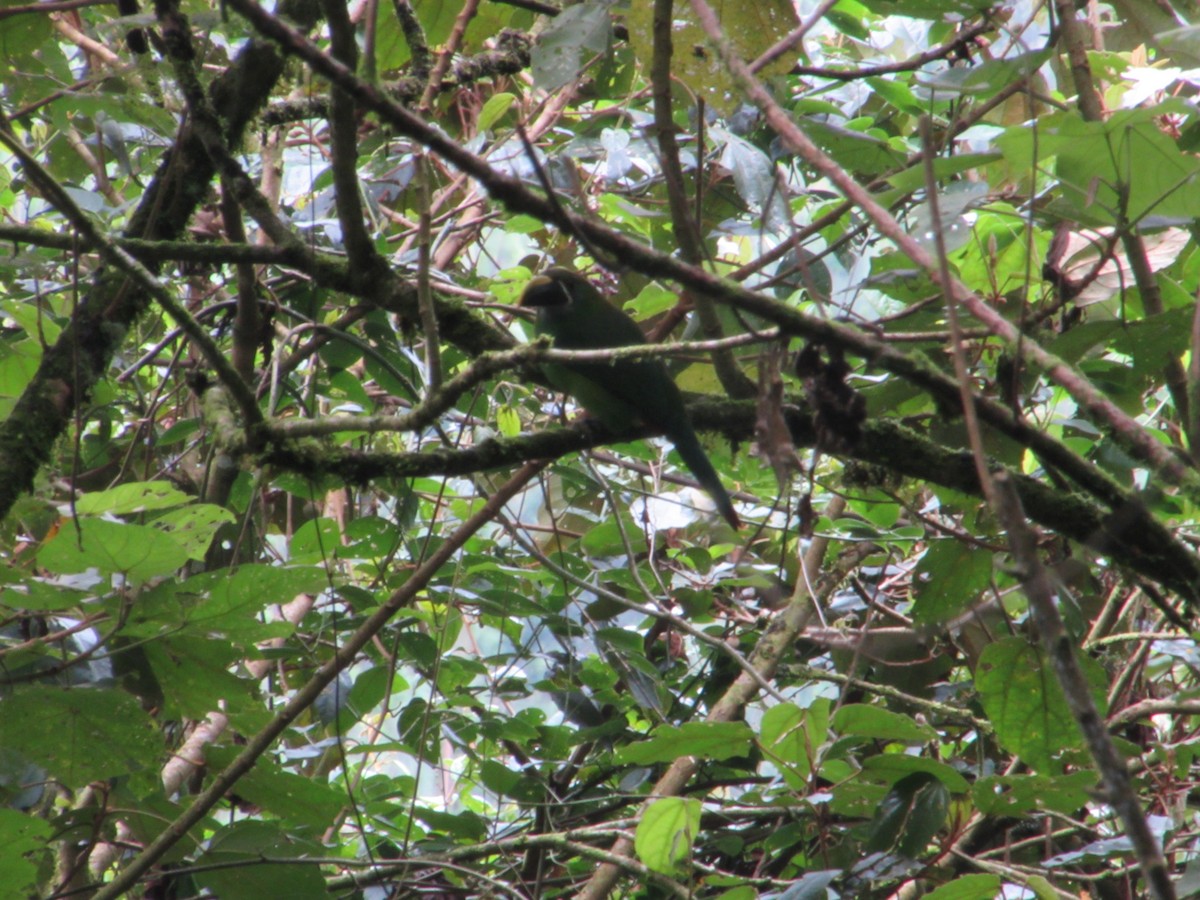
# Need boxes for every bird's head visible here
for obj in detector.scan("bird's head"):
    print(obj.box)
[519,267,591,313]
[519,267,644,350]
[518,266,604,314]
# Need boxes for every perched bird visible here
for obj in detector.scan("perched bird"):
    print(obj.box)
[520,267,740,528]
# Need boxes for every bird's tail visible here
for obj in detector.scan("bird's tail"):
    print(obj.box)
[670,430,741,529]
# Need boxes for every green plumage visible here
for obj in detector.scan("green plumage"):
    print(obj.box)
[520,268,740,528]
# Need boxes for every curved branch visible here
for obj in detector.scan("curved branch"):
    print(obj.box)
[788,19,992,80]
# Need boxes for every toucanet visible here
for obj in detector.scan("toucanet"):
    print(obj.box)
[520,268,740,528]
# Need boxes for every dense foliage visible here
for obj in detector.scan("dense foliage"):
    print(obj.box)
[1,0,1199,897]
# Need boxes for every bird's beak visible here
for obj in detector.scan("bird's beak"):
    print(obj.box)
[520,274,565,308]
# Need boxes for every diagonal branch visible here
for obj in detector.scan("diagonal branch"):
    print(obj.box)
[650,0,753,400]
[992,473,1175,900]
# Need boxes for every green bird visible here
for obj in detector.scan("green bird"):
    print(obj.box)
[520,267,740,528]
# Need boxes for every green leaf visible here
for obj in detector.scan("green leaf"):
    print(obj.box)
[998,108,1200,227]
[976,638,1108,773]
[920,49,1053,96]
[860,755,970,793]
[0,298,61,344]
[1,575,90,610]
[760,699,829,785]
[204,747,347,828]
[395,621,441,666]
[923,874,1003,899]
[712,888,757,900]
[635,797,700,875]
[866,76,923,116]
[155,417,200,446]
[345,666,392,721]
[414,805,489,840]
[531,1,611,92]
[626,0,797,113]
[478,92,517,132]
[624,282,677,319]
[0,809,52,897]
[0,8,52,75]
[73,480,192,515]
[38,518,191,583]
[1112,307,1194,377]
[865,771,950,858]
[833,704,937,743]
[913,541,993,625]
[972,771,1097,817]
[479,759,528,799]
[0,340,40,412]
[319,339,364,371]
[1021,875,1065,900]
[0,687,159,786]
[152,504,237,561]
[340,516,403,559]
[885,152,1002,195]
[184,565,325,635]
[715,128,790,231]
[496,403,521,437]
[616,722,753,765]
[503,216,545,235]
[196,821,325,900]
[289,516,341,563]
[580,519,626,556]
[142,637,250,721]
[867,0,994,15]
[327,368,371,406]
[801,117,907,176]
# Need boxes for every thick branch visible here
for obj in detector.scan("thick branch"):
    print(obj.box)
[256,398,1200,603]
